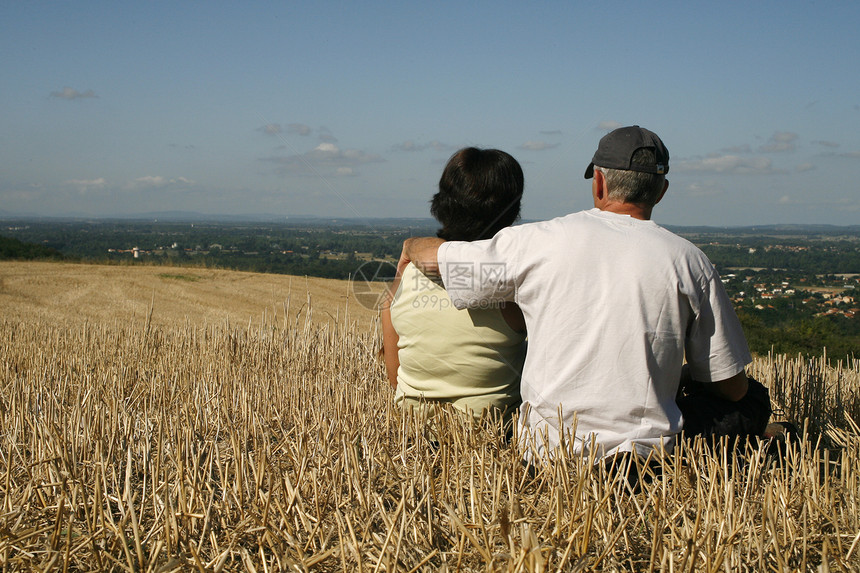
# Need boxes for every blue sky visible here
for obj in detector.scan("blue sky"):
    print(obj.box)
[2,1,859,226]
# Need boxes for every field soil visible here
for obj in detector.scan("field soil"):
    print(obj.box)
[0,261,380,327]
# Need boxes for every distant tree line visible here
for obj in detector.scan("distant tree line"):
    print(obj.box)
[737,310,859,362]
[3,221,431,265]
[0,235,65,261]
[700,243,860,274]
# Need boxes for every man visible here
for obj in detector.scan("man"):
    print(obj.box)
[399,126,769,463]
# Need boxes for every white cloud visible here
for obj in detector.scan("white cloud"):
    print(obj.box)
[261,142,384,176]
[597,121,622,132]
[65,178,107,193]
[519,141,560,151]
[540,130,563,136]
[684,181,723,197]
[259,123,313,136]
[674,155,774,174]
[759,131,798,153]
[314,143,338,154]
[127,176,195,189]
[430,141,455,152]
[66,177,106,187]
[721,144,752,154]
[812,140,839,148]
[393,140,421,152]
[133,176,167,187]
[50,87,98,100]
[391,140,455,152]
[817,149,860,159]
[796,162,815,172]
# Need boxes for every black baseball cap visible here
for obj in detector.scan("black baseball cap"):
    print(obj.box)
[584,125,669,179]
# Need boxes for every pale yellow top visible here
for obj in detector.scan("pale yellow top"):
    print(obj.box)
[391,263,525,419]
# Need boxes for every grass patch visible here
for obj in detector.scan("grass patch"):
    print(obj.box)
[157,272,201,282]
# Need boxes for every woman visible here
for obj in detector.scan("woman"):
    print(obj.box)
[381,147,526,424]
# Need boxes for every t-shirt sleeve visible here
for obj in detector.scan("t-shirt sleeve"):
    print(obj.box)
[438,230,519,310]
[685,267,752,382]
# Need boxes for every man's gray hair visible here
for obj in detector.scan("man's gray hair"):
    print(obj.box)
[594,148,666,206]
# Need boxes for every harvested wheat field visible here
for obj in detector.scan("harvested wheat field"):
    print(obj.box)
[1,261,859,571]
[0,261,379,328]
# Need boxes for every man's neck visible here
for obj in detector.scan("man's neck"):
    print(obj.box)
[599,201,653,221]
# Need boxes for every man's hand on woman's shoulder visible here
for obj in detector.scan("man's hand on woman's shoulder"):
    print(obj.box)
[400,237,445,278]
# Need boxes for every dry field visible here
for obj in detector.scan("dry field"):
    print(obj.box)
[1,261,859,571]
[0,261,379,329]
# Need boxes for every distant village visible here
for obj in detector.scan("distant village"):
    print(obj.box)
[105,243,369,260]
[686,241,858,321]
[107,243,279,258]
[722,272,858,320]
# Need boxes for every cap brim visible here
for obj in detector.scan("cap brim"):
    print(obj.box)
[584,163,595,179]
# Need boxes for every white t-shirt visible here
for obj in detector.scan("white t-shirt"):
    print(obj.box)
[438,208,751,460]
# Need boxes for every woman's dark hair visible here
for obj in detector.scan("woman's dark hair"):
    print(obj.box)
[430,147,524,241]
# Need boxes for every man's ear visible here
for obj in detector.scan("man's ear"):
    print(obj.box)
[592,169,607,201]
[653,179,669,206]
